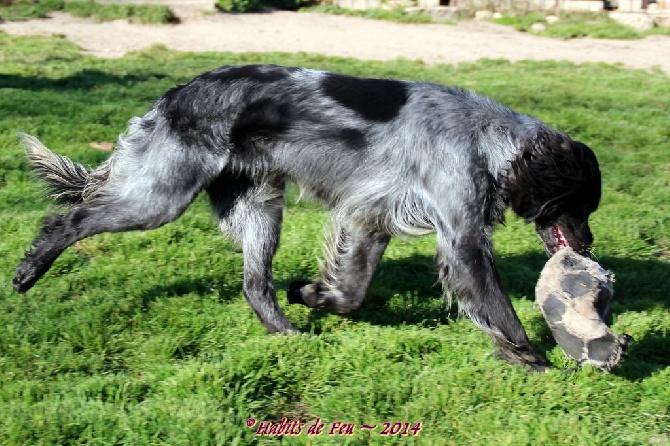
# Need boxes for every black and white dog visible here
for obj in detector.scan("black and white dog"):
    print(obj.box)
[13,65,601,371]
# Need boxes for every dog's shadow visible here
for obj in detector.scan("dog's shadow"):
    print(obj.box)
[0,70,167,93]
[285,252,669,379]
[137,251,668,379]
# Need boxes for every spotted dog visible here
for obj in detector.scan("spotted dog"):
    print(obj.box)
[13,65,602,371]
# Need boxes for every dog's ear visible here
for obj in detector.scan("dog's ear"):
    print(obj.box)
[507,127,563,222]
[568,140,602,215]
[504,126,600,224]
[516,125,568,163]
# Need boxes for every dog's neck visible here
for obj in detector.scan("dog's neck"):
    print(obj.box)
[489,118,561,217]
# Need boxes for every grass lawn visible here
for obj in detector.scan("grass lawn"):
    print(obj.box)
[491,12,670,39]
[0,32,668,444]
[0,0,176,23]
[303,5,439,24]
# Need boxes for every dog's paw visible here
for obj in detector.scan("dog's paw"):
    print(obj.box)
[287,280,312,306]
[495,345,552,373]
[13,261,40,294]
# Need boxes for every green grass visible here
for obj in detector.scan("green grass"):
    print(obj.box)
[1,32,669,444]
[492,12,669,39]
[304,4,438,24]
[306,6,669,38]
[0,0,62,21]
[0,0,176,23]
[491,11,548,32]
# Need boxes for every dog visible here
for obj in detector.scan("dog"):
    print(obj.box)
[13,64,601,371]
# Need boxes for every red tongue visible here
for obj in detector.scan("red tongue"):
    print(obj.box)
[553,224,569,248]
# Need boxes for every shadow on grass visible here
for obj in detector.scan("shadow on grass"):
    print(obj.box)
[136,275,243,312]
[0,70,167,91]
[130,247,667,377]
[598,256,670,379]
[283,251,669,378]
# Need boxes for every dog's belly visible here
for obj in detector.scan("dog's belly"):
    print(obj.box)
[291,174,436,237]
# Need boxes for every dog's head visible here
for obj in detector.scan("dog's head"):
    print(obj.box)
[504,128,601,256]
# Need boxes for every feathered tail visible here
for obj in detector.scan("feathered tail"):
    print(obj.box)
[18,133,106,207]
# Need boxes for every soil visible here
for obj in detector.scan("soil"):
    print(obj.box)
[1,10,669,74]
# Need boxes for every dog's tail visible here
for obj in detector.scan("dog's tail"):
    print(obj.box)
[19,133,106,207]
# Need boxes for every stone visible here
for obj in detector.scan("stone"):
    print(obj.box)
[609,12,657,32]
[546,15,560,24]
[408,6,458,21]
[531,22,547,32]
[474,10,494,20]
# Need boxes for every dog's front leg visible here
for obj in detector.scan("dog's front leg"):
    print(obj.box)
[288,227,390,314]
[438,233,551,371]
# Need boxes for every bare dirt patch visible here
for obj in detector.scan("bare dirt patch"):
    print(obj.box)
[1,10,669,74]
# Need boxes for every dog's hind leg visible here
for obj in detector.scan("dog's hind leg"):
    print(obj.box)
[437,232,551,371]
[13,189,205,294]
[13,122,225,293]
[287,226,390,314]
[208,173,297,334]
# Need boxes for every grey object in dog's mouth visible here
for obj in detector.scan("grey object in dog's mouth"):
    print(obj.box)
[536,247,631,371]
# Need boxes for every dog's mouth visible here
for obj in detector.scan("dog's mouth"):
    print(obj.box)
[552,224,569,251]
[542,224,570,255]
[536,220,591,257]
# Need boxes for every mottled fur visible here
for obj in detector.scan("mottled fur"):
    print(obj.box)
[13,64,602,371]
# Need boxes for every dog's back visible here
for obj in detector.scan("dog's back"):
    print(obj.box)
[149,64,528,234]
